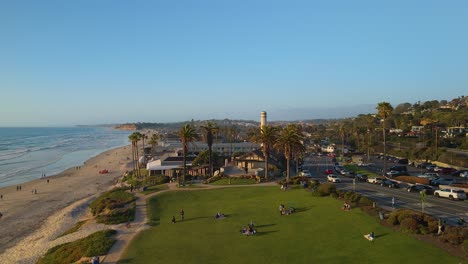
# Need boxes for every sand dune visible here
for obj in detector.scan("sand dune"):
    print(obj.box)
[0,145,132,263]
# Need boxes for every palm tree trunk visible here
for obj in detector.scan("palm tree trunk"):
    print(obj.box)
[264,152,269,180]
[182,145,187,185]
[383,123,387,174]
[208,145,213,177]
[286,155,290,183]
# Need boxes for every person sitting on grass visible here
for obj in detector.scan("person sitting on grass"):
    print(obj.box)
[364,231,375,241]
[342,202,351,211]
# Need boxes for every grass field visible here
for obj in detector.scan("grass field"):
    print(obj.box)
[119,186,463,264]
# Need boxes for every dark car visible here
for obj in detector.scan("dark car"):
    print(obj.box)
[406,184,435,195]
[452,170,468,177]
[389,165,407,172]
[381,179,399,188]
[398,158,409,164]
[440,167,457,174]
[417,162,433,169]
[356,174,368,182]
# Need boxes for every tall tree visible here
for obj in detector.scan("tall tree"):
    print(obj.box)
[275,124,305,183]
[377,102,394,174]
[178,124,198,185]
[148,133,160,157]
[200,122,219,177]
[128,132,142,178]
[250,125,279,180]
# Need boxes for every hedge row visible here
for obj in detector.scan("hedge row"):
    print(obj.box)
[394,176,430,185]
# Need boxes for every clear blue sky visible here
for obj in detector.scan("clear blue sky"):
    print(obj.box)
[1,0,467,126]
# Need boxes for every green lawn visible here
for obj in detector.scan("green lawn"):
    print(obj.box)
[210,177,257,185]
[120,187,463,264]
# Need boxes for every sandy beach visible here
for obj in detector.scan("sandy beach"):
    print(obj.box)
[0,145,132,263]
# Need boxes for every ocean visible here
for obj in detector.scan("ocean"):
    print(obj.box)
[0,127,132,188]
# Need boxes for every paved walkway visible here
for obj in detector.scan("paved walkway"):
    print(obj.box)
[102,181,276,263]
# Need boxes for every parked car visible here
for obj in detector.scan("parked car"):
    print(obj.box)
[300,170,312,177]
[452,170,468,177]
[381,179,399,188]
[440,167,457,174]
[356,174,368,182]
[324,169,333,175]
[434,188,466,201]
[406,184,435,194]
[430,178,457,186]
[367,177,385,184]
[416,162,433,168]
[460,171,468,179]
[327,174,341,183]
[418,173,440,181]
[386,170,405,178]
[389,165,407,172]
[397,158,409,164]
[426,165,437,171]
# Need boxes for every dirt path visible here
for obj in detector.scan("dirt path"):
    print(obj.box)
[101,181,276,263]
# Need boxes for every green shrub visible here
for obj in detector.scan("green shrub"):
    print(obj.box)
[330,193,338,198]
[387,213,399,225]
[396,210,416,224]
[316,183,336,197]
[427,220,439,234]
[440,226,465,245]
[37,230,117,264]
[90,189,136,216]
[401,218,420,234]
[358,196,374,207]
[96,202,136,224]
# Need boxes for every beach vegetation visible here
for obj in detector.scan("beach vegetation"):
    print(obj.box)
[142,184,169,195]
[37,229,116,264]
[57,220,88,238]
[90,188,137,224]
[121,187,463,263]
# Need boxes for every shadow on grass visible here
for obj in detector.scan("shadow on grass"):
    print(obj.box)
[293,206,312,213]
[256,223,276,228]
[375,233,389,238]
[183,216,213,222]
[255,230,279,236]
[118,258,133,264]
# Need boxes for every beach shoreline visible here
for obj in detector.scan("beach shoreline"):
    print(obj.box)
[0,144,133,262]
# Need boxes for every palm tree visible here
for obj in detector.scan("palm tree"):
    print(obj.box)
[178,124,198,185]
[377,102,394,174]
[128,132,141,178]
[141,133,148,156]
[148,133,160,157]
[250,125,279,180]
[275,124,305,183]
[201,122,219,177]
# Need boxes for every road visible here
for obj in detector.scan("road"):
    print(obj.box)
[302,155,468,225]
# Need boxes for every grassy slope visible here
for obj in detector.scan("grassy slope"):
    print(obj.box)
[120,187,462,264]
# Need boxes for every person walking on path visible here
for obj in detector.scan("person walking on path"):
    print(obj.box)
[180,209,184,221]
[172,216,176,224]
[391,196,396,208]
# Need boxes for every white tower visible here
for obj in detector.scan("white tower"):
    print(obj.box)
[260,111,267,128]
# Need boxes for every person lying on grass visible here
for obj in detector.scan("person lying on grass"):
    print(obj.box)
[215,212,225,219]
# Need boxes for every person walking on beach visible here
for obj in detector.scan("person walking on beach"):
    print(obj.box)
[47,179,49,183]
[1,194,3,200]
[391,196,396,208]
[180,209,184,221]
